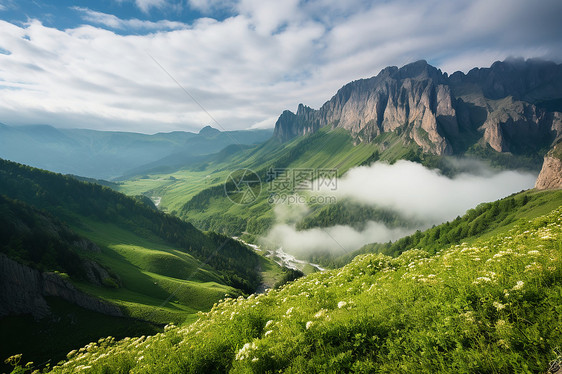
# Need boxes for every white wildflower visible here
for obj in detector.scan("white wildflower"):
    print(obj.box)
[461,311,475,323]
[306,321,313,330]
[512,280,524,290]
[265,320,274,328]
[235,342,257,361]
[493,301,505,311]
[473,277,492,284]
[337,301,347,309]
[314,309,326,318]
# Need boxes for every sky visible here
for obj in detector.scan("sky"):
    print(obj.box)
[0,0,561,134]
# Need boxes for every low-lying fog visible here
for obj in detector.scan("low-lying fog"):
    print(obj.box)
[261,160,537,255]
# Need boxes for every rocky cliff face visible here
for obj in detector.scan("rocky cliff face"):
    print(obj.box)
[0,253,122,319]
[535,142,562,190]
[273,59,562,157]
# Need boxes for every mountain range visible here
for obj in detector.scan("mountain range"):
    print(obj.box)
[0,124,272,180]
[274,58,562,160]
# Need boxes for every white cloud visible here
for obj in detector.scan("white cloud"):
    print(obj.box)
[249,116,278,129]
[326,160,537,222]
[188,0,236,14]
[237,0,302,35]
[262,221,412,255]
[0,0,561,132]
[261,199,412,255]
[73,7,187,31]
[262,160,537,255]
[135,0,167,13]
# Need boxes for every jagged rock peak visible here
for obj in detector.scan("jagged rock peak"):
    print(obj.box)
[394,60,443,81]
[273,58,562,159]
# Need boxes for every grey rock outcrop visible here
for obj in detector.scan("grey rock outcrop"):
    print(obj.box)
[535,142,562,190]
[0,254,122,319]
[274,59,562,158]
[0,254,50,318]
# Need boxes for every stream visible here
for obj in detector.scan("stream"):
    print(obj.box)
[233,237,325,272]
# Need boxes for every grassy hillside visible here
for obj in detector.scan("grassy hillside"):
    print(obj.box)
[0,158,262,295]
[0,195,163,372]
[0,185,292,372]
[306,189,562,268]
[12,205,561,373]
[117,125,536,241]
[118,127,437,237]
[0,195,89,279]
[0,158,274,371]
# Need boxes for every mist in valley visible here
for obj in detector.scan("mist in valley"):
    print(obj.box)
[261,160,538,256]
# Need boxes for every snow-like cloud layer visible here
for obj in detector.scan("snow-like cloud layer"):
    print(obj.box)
[331,161,537,222]
[262,160,537,255]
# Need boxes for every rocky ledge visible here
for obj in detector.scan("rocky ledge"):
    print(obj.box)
[0,253,122,319]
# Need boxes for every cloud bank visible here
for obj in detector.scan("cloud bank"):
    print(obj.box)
[263,160,537,255]
[264,220,412,255]
[331,160,537,222]
[0,0,561,132]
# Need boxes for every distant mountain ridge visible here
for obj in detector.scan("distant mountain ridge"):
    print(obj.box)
[0,124,272,180]
[274,58,562,158]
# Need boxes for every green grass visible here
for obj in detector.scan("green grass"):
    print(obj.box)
[174,128,383,236]
[475,189,562,240]
[256,255,288,290]
[68,220,241,325]
[115,128,447,239]
[117,170,222,214]
[19,205,562,373]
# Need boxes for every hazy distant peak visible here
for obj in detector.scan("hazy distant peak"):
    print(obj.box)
[198,125,221,136]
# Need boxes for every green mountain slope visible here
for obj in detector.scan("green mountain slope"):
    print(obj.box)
[119,127,443,237]
[15,204,561,373]
[0,158,265,342]
[0,158,262,294]
[0,195,162,372]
